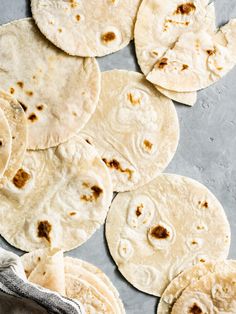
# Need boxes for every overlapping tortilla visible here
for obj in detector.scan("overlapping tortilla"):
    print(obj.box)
[135,0,216,105]
[0,136,112,252]
[31,0,141,57]
[81,70,179,192]
[106,174,231,296]
[0,18,100,149]
[0,108,12,180]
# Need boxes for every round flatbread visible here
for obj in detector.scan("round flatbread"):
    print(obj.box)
[0,18,100,149]
[0,91,27,184]
[135,0,216,105]
[0,108,12,180]
[81,70,179,192]
[147,19,236,92]
[171,262,236,313]
[157,260,236,314]
[105,174,231,296]
[31,0,141,57]
[0,136,112,252]
[21,249,125,314]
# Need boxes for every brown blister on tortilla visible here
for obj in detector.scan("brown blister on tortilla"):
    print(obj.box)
[28,113,38,122]
[37,221,52,242]
[182,64,189,71]
[155,58,168,69]
[206,48,216,56]
[36,105,44,111]
[143,140,153,151]
[175,3,196,15]
[69,212,77,216]
[136,204,143,217]
[198,201,208,208]
[10,87,15,94]
[17,81,24,88]
[69,0,77,8]
[76,14,80,21]
[189,303,203,314]
[102,158,133,180]
[101,32,116,43]
[127,93,141,106]
[150,225,170,239]
[0,140,2,146]
[81,185,103,202]
[13,169,30,189]
[26,91,34,97]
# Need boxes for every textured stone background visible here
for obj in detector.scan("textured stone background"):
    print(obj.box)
[0,1,235,313]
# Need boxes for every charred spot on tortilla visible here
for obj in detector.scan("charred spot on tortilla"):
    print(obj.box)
[156,58,168,69]
[127,93,141,105]
[182,64,189,71]
[58,28,62,33]
[0,140,2,146]
[76,14,80,21]
[143,140,153,151]
[189,303,203,314]
[101,32,116,43]
[102,158,133,180]
[69,212,77,216]
[19,101,27,112]
[136,204,143,217]
[37,221,52,243]
[13,168,30,189]
[206,49,216,56]
[199,201,208,208]
[151,225,170,239]
[70,0,77,8]
[38,257,41,262]
[85,139,91,145]
[17,81,24,88]
[28,113,38,122]
[175,3,196,15]
[10,87,15,94]
[36,105,44,111]
[199,258,206,263]
[91,185,103,199]
[26,91,34,97]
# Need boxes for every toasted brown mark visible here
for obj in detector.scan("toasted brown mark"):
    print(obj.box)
[37,105,44,111]
[81,185,103,202]
[82,182,90,188]
[43,272,46,275]
[151,225,170,239]
[136,204,143,217]
[199,201,208,208]
[182,64,189,71]
[101,32,116,43]
[91,185,103,200]
[26,91,33,97]
[102,158,133,180]
[127,93,141,106]
[18,101,27,112]
[0,141,2,146]
[37,221,52,243]
[206,49,216,56]
[28,113,37,122]
[85,139,91,145]
[69,212,77,216]
[76,14,80,21]
[10,87,15,94]
[13,169,30,189]
[38,257,41,262]
[191,240,197,245]
[156,58,168,69]
[143,140,153,151]
[200,258,205,263]
[17,81,24,88]
[175,3,196,15]
[58,28,62,33]
[189,303,203,314]
[166,19,190,26]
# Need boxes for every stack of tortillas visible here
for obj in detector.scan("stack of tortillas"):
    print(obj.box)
[21,249,125,313]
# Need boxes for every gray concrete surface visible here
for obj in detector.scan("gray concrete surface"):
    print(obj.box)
[0,1,236,313]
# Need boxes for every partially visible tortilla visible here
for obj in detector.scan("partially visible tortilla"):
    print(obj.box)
[157,260,236,314]
[81,70,179,192]
[28,249,65,295]
[0,108,12,180]
[135,0,216,105]
[0,18,100,149]
[31,0,141,57]
[171,262,236,313]
[0,136,113,252]
[105,174,231,296]
[147,19,236,92]
[0,91,27,184]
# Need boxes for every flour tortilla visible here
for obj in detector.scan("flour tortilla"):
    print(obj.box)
[0,18,100,149]
[147,19,236,92]
[157,260,236,314]
[105,173,230,296]
[31,0,141,57]
[0,108,12,180]
[171,262,236,313]
[21,249,125,314]
[81,70,179,192]
[135,0,216,105]
[0,91,27,184]
[0,136,112,252]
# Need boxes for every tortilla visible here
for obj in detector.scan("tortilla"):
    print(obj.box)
[157,260,236,314]
[147,19,236,92]
[21,249,125,314]
[0,135,113,252]
[81,70,179,192]
[135,0,216,105]
[105,173,231,296]
[0,108,12,180]
[171,262,236,313]
[0,18,100,149]
[0,91,27,184]
[31,0,141,57]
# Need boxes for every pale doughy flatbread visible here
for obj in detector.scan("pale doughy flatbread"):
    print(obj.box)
[147,19,236,92]
[21,249,125,314]
[0,18,100,149]
[0,91,27,184]
[0,136,112,252]
[157,260,236,314]
[81,70,179,192]
[31,0,141,57]
[135,0,216,105]
[105,174,231,296]
[0,108,12,180]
